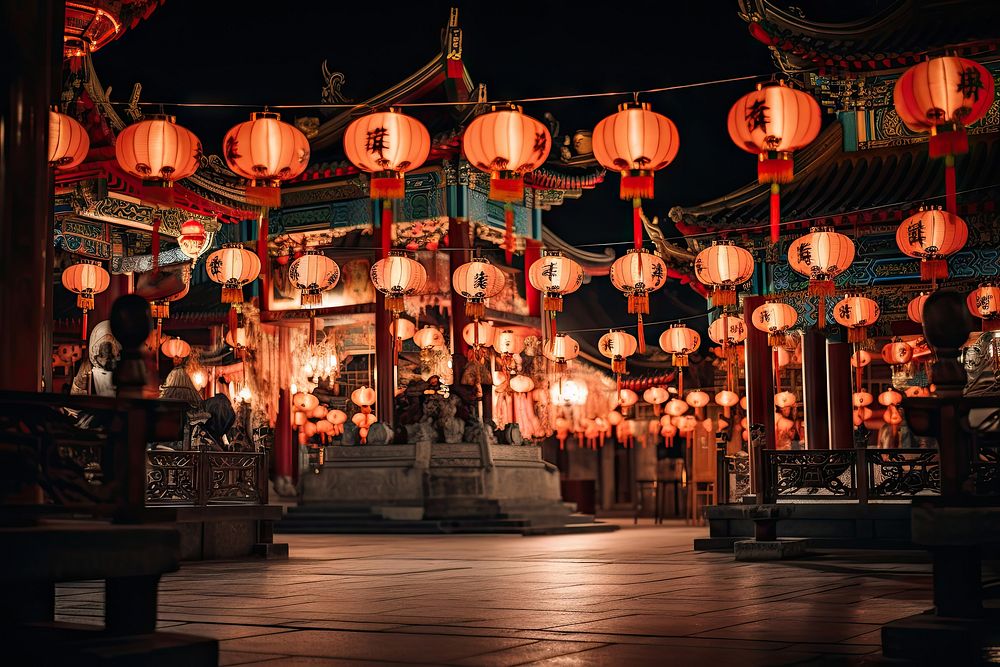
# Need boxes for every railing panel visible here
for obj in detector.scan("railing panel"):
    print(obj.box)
[865,449,941,498]
[145,450,266,506]
[146,451,200,505]
[206,452,265,504]
[766,450,858,500]
[975,444,1000,496]
[726,455,751,503]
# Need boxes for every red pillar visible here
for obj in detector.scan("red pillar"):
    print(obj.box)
[257,212,270,311]
[743,295,775,501]
[826,341,854,449]
[524,238,541,318]
[802,330,830,450]
[449,217,472,382]
[373,200,395,428]
[274,328,293,480]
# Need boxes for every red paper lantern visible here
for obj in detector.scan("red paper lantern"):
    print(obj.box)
[850,350,872,368]
[599,329,637,376]
[685,390,709,409]
[881,340,914,366]
[462,105,550,262]
[224,112,310,206]
[643,387,669,406]
[658,324,700,368]
[592,102,679,249]
[833,294,880,343]
[371,251,426,314]
[751,301,798,347]
[344,108,430,199]
[528,251,583,335]
[115,115,201,191]
[967,283,1000,329]
[727,82,821,243]
[493,330,525,356]
[610,248,667,353]
[708,316,747,345]
[907,292,931,324]
[61,260,110,340]
[452,257,505,320]
[413,327,444,350]
[463,321,496,349]
[351,386,377,407]
[206,243,261,304]
[787,227,855,327]
[177,219,208,263]
[694,241,754,308]
[896,207,968,281]
[160,337,191,363]
[878,390,903,407]
[48,110,89,170]
[289,251,340,306]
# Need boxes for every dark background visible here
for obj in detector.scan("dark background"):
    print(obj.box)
[92,0,887,353]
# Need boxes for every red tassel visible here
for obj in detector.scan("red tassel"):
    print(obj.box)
[503,204,514,264]
[550,313,557,337]
[769,183,780,244]
[228,306,238,339]
[921,258,948,281]
[247,184,281,207]
[929,127,968,159]
[758,152,794,184]
[81,310,88,341]
[447,58,464,79]
[139,184,175,207]
[489,175,523,202]
[632,199,642,250]
[620,172,654,200]
[637,313,646,354]
[152,216,161,274]
[371,174,404,200]
[944,155,957,215]
[381,201,393,258]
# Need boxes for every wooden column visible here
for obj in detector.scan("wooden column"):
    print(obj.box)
[826,341,854,449]
[802,329,830,450]
[373,200,395,428]
[742,295,775,501]
[524,238,541,318]
[449,216,472,383]
[0,0,59,391]
[274,328,293,480]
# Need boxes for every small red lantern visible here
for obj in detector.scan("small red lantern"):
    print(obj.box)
[206,244,261,304]
[881,339,914,366]
[599,329,637,398]
[907,292,931,324]
[160,337,191,364]
[833,294,880,343]
[896,207,968,282]
[177,219,208,264]
[708,316,747,345]
[528,251,583,336]
[610,248,667,353]
[48,110,89,170]
[115,115,201,198]
[224,112,310,206]
[61,260,110,340]
[694,241,754,308]
[592,102,679,249]
[658,324,701,368]
[967,283,1000,330]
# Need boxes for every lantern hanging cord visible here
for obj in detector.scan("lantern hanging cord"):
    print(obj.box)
[558,307,719,335]
[108,73,766,111]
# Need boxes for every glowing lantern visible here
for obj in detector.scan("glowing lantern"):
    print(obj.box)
[413,327,444,350]
[686,390,710,409]
[592,102,680,248]
[293,392,320,412]
[289,251,340,306]
[727,82,821,242]
[881,339,914,366]
[509,375,535,393]
[528,251,583,335]
[833,294,880,343]
[618,388,639,408]
[610,248,667,353]
[851,350,872,368]
[751,301,798,347]
[61,260,110,340]
[206,244,261,304]
[115,115,200,196]
[665,398,688,417]
[694,241,754,308]
[852,391,874,408]
[312,405,329,420]
[543,333,580,378]
[878,389,903,407]
[907,292,931,324]
[896,207,968,281]
[607,411,624,427]
[894,56,995,213]
[226,327,248,351]
[351,386,376,407]
[551,379,588,406]
[343,108,430,255]
[906,386,930,398]
[462,104,551,261]
[463,321,496,349]
[787,227,855,328]
[452,257,505,320]
[774,391,797,408]
[492,329,524,355]
[160,337,191,364]
[370,250,426,316]
[715,390,739,417]
[391,319,416,341]
[643,387,669,406]
[48,110,89,170]
[659,324,701,367]
[224,112,310,206]
[967,283,1000,329]
[599,329,637,395]
[708,316,747,345]
[177,219,208,264]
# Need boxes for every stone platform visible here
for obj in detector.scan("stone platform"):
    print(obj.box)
[282,443,615,534]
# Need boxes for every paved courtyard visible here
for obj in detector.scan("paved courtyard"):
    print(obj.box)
[54,522,939,665]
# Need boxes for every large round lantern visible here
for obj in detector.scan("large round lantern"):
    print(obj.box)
[528,250,583,335]
[833,294,880,343]
[48,110,89,170]
[881,339,914,366]
[493,329,525,357]
[61,260,110,340]
[224,112,310,206]
[610,248,667,352]
[592,102,680,249]
[543,333,580,365]
[967,283,1000,330]
[452,257,505,320]
[787,226,855,327]
[160,336,191,364]
[727,82,821,242]
[206,244,261,304]
[665,398,688,417]
[694,241,754,308]
[413,327,444,350]
[293,392,320,412]
[177,219,208,264]
[708,315,747,345]
[643,386,669,406]
[715,389,739,417]
[370,250,426,314]
[289,251,340,306]
[751,301,798,347]
[617,388,639,410]
[115,115,201,194]
[463,321,496,349]
[896,207,968,282]
[907,292,931,324]
[879,389,903,407]
[685,390,710,416]
[659,324,701,368]
[344,108,431,256]
[462,104,550,261]
[351,386,376,408]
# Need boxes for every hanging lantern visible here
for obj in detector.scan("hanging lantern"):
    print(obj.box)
[850,349,872,368]
[542,333,580,366]
[751,301,798,347]
[599,330,637,394]
[852,391,874,408]
[115,115,201,200]
[694,241,754,308]
[351,386,377,407]
[610,248,667,353]
[787,226,855,328]
[149,273,190,343]
[727,82,821,243]
[894,56,995,213]
[881,339,914,366]
[463,320,495,363]
[452,257,505,319]
[685,391,710,419]
[643,386,669,408]
[206,244,261,304]
[344,108,431,256]
[715,390,739,417]
[462,104,550,262]
[774,391,797,409]
[177,219,208,264]
[833,294,880,343]
[61,260,110,340]
[293,392,320,412]
[665,398,688,417]
[390,318,416,367]
[592,102,680,249]
[48,110,89,170]
[226,326,248,351]
[658,324,701,368]
[224,111,310,206]
[528,250,583,336]
[509,375,535,393]
[160,337,191,365]
[967,283,1000,330]
[493,329,525,368]
[896,207,968,282]
[708,316,747,345]
[288,251,340,306]
[413,326,445,350]
[907,292,931,324]
[879,389,903,407]
[370,250,427,315]
[618,388,639,412]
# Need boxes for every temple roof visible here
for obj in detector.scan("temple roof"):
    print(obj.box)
[739,0,1000,75]
[667,122,1000,232]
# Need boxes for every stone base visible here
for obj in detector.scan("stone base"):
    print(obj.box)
[734,538,808,561]
[882,608,1000,664]
[171,505,285,561]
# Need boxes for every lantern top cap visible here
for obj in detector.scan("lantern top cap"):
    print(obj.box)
[711,239,738,246]
[615,102,653,112]
[756,79,789,91]
[299,249,324,256]
[221,242,246,249]
[73,258,103,267]
[386,249,417,259]
[489,103,523,114]
[808,226,835,233]
[250,111,281,121]
[541,249,564,258]
[137,113,177,124]
[623,247,659,256]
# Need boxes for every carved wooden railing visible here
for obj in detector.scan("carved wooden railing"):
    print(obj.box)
[764,450,859,501]
[717,453,752,504]
[145,450,268,506]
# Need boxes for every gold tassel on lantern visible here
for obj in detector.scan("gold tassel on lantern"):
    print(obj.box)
[628,291,649,354]
[465,300,485,320]
[768,332,786,348]
[386,295,405,313]
[77,292,94,310]
[672,353,688,367]
[848,327,868,344]
[222,286,244,304]
[301,290,323,306]
[612,356,626,375]
[712,287,737,308]
[543,294,563,313]
[150,301,169,319]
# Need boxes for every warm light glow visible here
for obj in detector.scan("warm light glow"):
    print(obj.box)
[48,110,89,170]
[115,115,201,186]
[551,379,588,406]
[238,386,252,402]
[190,370,207,390]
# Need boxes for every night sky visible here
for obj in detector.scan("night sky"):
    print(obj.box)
[91,1,886,358]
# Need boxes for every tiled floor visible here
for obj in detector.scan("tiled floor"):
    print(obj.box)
[54,521,938,665]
